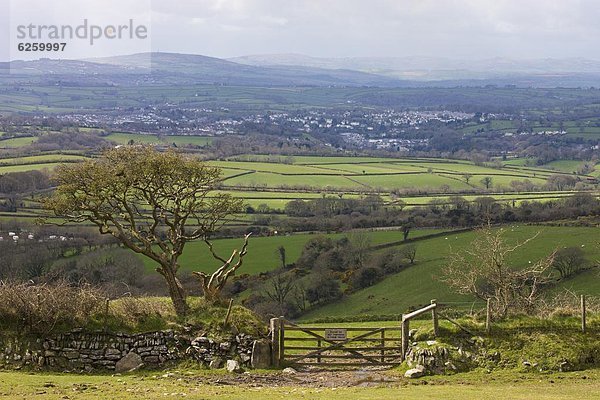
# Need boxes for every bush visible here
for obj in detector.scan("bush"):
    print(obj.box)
[0,281,105,334]
[0,282,267,336]
[350,266,382,289]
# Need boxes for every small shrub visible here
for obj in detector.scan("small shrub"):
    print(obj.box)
[0,281,105,334]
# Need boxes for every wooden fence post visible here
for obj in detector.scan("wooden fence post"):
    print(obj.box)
[270,317,280,367]
[223,298,234,326]
[380,330,385,363]
[581,295,587,333]
[317,339,321,363]
[431,299,439,337]
[401,317,409,361]
[485,298,491,334]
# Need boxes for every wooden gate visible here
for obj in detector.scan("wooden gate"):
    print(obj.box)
[269,300,440,367]
[271,319,403,367]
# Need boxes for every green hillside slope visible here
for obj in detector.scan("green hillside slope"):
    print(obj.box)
[301,225,600,320]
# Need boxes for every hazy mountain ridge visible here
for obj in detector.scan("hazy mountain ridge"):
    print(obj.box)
[3,52,600,88]
[229,53,600,80]
[4,52,408,87]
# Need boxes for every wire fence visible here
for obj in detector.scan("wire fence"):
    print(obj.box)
[435,294,600,334]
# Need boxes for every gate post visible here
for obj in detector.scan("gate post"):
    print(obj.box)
[278,316,285,366]
[581,295,587,333]
[401,316,409,361]
[431,299,439,337]
[270,317,281,367]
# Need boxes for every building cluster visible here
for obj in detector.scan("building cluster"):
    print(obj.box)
[53,106,474,150]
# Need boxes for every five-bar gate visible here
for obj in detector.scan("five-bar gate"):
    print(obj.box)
[271,319,403,367]
[270,300,439,368]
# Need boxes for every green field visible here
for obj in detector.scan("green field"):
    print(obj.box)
[0,162,64,173]
[212,157,578,193]
[106,132,212,147]
[141,228,446,275]
[0,369,598,400]
[302,225,600,320]
[1,153,596,224]
[0,136,37,148]
[0,154,88,165]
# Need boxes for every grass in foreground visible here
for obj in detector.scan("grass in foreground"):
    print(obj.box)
[0,369,598,399]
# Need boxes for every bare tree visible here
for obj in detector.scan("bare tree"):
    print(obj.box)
[443,226,555,318]
[43,147,245,316]
[480,176,493,190]
[193,233,251,303]
[276,245,286,269]
[293,283,308,313]
[399,244,417,264]
[348,231,372,267]
[402,224,411,241]
[264,272,296,314]
[552,247,587,279]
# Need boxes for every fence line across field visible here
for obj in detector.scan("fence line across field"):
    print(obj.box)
[271,294,596,368]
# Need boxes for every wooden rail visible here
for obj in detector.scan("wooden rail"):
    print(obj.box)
[275,319,403,367]
[401,299,439,360]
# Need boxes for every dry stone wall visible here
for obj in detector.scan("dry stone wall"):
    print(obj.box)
[0,329,263,371]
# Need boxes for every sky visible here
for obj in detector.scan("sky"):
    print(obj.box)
[3,0,600,61]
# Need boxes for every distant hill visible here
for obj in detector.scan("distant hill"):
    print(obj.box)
[5,52,408,87]
[3,52,600,88]
[229,54,600,86]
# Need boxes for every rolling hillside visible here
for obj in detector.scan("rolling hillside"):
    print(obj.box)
[301,225,600,320]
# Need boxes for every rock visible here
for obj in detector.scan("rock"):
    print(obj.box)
[220,342,231,351]
[282,367,297,375]
[105,348,121,356]
[404,365,425,379]
[144,356,159,363]
[63,351,80,359]
[115,351,144,373]
[226,360,241,373]
[209,359,223,369]
[251,340,272,369]
[444,361,457,371]
[522,361,532,367]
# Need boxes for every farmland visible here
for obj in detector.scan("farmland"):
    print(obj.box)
[140,228,446,275]
[301,225,600,320]
[1,147,598,223]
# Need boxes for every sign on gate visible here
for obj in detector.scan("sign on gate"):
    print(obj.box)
[324,328,347,341]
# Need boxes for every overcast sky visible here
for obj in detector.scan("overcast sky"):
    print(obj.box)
[3,0,600,61]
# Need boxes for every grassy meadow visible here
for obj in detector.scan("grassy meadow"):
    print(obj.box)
[302,225,600,320]
[141,228,446,275]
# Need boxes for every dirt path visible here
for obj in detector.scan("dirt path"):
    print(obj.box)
[199,366,403,388]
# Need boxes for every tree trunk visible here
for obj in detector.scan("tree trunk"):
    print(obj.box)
[162,268,188,317]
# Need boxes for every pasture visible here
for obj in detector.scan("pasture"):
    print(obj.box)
[140,228,446,275]
[105,132,213,147]
[212,156,577,194]
[1,152,597,226]
[302,225,600,320]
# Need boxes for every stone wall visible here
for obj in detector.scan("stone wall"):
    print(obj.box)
[0,329,265,372]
